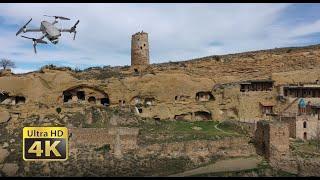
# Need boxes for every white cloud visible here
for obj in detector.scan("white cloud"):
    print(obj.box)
[11,68,36,74]
[0,3,319,73]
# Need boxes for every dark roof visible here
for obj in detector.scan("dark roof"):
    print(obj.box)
[311,103,320,109]
[240,79,274,84]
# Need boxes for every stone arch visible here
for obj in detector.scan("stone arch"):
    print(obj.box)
[195,91,215,102]
[194,111,212,120]
[303,121,307,128]
[77,91,85,101]
[63,91,72,102]
[303,132,307,140]
[144,97,155,106]
[130,96,142,105]
[88,96,96,104]
[15,96,26,104]
[100,98,110,106]
[174,113,192,121]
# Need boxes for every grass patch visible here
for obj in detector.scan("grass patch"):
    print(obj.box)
[137,120,244,145]
[291,139,320,158]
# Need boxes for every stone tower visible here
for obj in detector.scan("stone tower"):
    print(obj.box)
[255,120,289,160]
[131,31,150,67]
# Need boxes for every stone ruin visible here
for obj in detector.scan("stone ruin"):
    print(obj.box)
[69,127,139,159]
[254,120,290,161]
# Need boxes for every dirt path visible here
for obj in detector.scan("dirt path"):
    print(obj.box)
[169,156,261,177]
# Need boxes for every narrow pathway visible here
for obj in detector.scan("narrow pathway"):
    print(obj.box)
[169,156,261,177]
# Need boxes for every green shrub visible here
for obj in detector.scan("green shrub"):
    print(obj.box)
[56,107,62,114]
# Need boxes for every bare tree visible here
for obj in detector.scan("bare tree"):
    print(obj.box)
[0,58,15,70]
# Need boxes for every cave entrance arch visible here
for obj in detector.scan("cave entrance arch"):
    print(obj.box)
[303,132,307,140]
[194,111,212,120]
[77,91,85,101]
[101,98,110,106]
[15,96,26,104]
[195,91,215,102]
[88,96,96,104]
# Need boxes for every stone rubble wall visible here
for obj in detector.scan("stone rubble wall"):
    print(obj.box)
[136,137,256,163]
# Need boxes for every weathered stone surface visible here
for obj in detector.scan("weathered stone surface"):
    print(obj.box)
[0,111,10,123]
[2,163,19,176]
[2,143,9,148]
[0,147,9,163]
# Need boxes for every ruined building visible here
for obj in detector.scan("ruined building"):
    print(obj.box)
[131,31,150,70]
[255,120,289,160]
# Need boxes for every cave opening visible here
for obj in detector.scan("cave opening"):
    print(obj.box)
[77,91,85,101]
[101,98,110,106]
[15,96,26,104]
[63,91,72,103]
[194,111,212,120]
[88,96,96,104]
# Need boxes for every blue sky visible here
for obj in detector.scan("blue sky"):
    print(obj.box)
[0,3,320,73]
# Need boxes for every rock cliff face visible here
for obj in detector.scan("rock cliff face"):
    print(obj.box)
[1,44,320,122]
[1,44,320,176]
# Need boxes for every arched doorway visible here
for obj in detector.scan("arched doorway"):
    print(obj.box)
[303,121,307,128]
[101,98,110,106]
[15,96,26,104]
[303,132,307,140]
[77,91,85,101]
[88,96,96,104]
[194,111,212,120]
[63,91,72,102]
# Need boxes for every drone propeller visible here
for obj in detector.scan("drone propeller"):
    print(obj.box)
[16,18,32,36]
[21,35,47,54]
[44,15,70,20]
[71,20,79,40]
[71,20,79,31]
[73,31,77,40]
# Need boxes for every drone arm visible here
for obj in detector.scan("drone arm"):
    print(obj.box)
[59,28,72,32]
[52,20,58,25]
[25,28,42,33]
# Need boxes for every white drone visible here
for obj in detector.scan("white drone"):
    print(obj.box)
[16,15,80,53]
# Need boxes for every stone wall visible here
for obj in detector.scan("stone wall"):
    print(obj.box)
[255,120,290,160]
[280,116,296,138]
[136,137,256,163]
[69,127,139,155]
[269,154,320,176]
[238,91,277,122]
[296,115,320,140]
[232,120,256,136]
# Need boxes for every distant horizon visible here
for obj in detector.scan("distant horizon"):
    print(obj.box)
[1,3,320,74]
